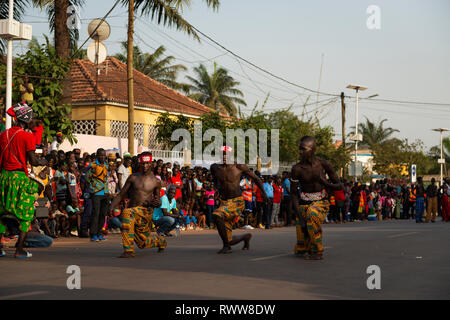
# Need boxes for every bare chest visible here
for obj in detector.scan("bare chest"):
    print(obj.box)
[214,165,242,184]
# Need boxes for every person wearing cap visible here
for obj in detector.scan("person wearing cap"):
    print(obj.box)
[110,152,166,258]
[49,131,64,152]
[0,102,48,258]
[210,145,268,254]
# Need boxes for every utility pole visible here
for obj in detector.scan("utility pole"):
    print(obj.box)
[5,0,13,129]
[127,0,134,155]
[340,92,346,149]
[340,92,346,178]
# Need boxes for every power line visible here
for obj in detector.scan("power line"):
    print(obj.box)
[133,24,302,107]
[137,17,307,99]
[71,0,122,59]
[187,23,338,97]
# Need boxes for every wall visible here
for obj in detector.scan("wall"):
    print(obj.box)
[59,134,139,156]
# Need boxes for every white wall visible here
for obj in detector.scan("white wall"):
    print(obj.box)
[59,134,139,156]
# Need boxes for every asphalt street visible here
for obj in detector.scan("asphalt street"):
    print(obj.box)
[1,220,449,300]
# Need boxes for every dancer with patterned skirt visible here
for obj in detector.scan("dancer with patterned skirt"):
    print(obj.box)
[290,136,342,260]
[110,152,166,258]
[210,146,267,254]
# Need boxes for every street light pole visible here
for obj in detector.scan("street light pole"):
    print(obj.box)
[354,88,359,181]
[432,128,450,186]
[347,85,368,182]
[5,0,14,130]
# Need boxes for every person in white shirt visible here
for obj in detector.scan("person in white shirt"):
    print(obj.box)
[117,156,132,190]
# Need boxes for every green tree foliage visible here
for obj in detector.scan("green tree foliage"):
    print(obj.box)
[0,37,74,143]
[155,112,193,149]
[349,117,399,149]
[115,43,190,92]
[155,108,349,173]
[372,138,434,177]
[126,0,220,41]
[186,63,246,116]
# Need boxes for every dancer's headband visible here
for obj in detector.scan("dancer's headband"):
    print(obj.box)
[221,145,233,153]
[139,154,152,163]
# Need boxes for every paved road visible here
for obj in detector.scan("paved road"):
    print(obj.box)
[1,220,449,300]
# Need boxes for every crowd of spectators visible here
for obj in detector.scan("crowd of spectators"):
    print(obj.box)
[2,147,450,248]
[326,177,450,224]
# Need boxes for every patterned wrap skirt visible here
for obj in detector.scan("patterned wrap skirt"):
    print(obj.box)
[213,196,245,242]
[294,199,330,256]
[0,170,39,233]
[121,206,167,255]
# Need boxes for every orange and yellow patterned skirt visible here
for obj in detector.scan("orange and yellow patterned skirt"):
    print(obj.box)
[121,206,167,255]
[294,200,330,257]
[213,196,245,242]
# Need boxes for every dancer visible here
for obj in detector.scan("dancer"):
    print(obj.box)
[210,146,267,254]
[0,102,47,258]
[290,136,342,260]
[110,152,166,258]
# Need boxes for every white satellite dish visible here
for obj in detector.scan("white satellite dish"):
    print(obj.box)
[87,19,111,42]
[87,41,107,65]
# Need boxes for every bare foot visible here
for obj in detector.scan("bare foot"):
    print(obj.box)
[118,252,135,258]
[242,233,252,250]
[217,246,232,254]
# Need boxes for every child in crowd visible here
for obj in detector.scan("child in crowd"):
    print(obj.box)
[204,183,215,229]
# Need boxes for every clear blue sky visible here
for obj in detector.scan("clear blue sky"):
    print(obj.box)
[19,0,450,149]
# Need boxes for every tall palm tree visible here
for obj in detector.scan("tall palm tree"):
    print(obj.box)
[4,0,219,59]
[443,137,450,159]
[124,0,220,41]
[349,117,399,149]
[186,62,246,116]
[114,42,190,92]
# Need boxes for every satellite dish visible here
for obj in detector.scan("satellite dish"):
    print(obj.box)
[87,19,110,42]
[87,41,107,65]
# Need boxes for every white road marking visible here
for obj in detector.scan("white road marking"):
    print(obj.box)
[250,253,291,261]
[0,291,49,300]
[251,247,332,261]
[387,232,420,239]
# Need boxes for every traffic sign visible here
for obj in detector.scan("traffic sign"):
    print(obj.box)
[411,164,417,183]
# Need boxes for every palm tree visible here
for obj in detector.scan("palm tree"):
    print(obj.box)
[349,117,399,149]
[186,62,246,116]
[125,0,220,41]
[3,0,219,59]
[114,42,190,92]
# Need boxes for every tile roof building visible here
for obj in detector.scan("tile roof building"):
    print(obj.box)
[70,57,218,148]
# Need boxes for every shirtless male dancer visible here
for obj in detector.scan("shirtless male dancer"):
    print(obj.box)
[210,146,268,254]
[290,136,342,260]
[110,152,166,258]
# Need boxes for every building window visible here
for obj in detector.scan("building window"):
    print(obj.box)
[148,125,165,149]
[73,120,96,135]
[110,120,144,146]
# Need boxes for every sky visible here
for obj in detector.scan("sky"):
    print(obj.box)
[17,0,450,150]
